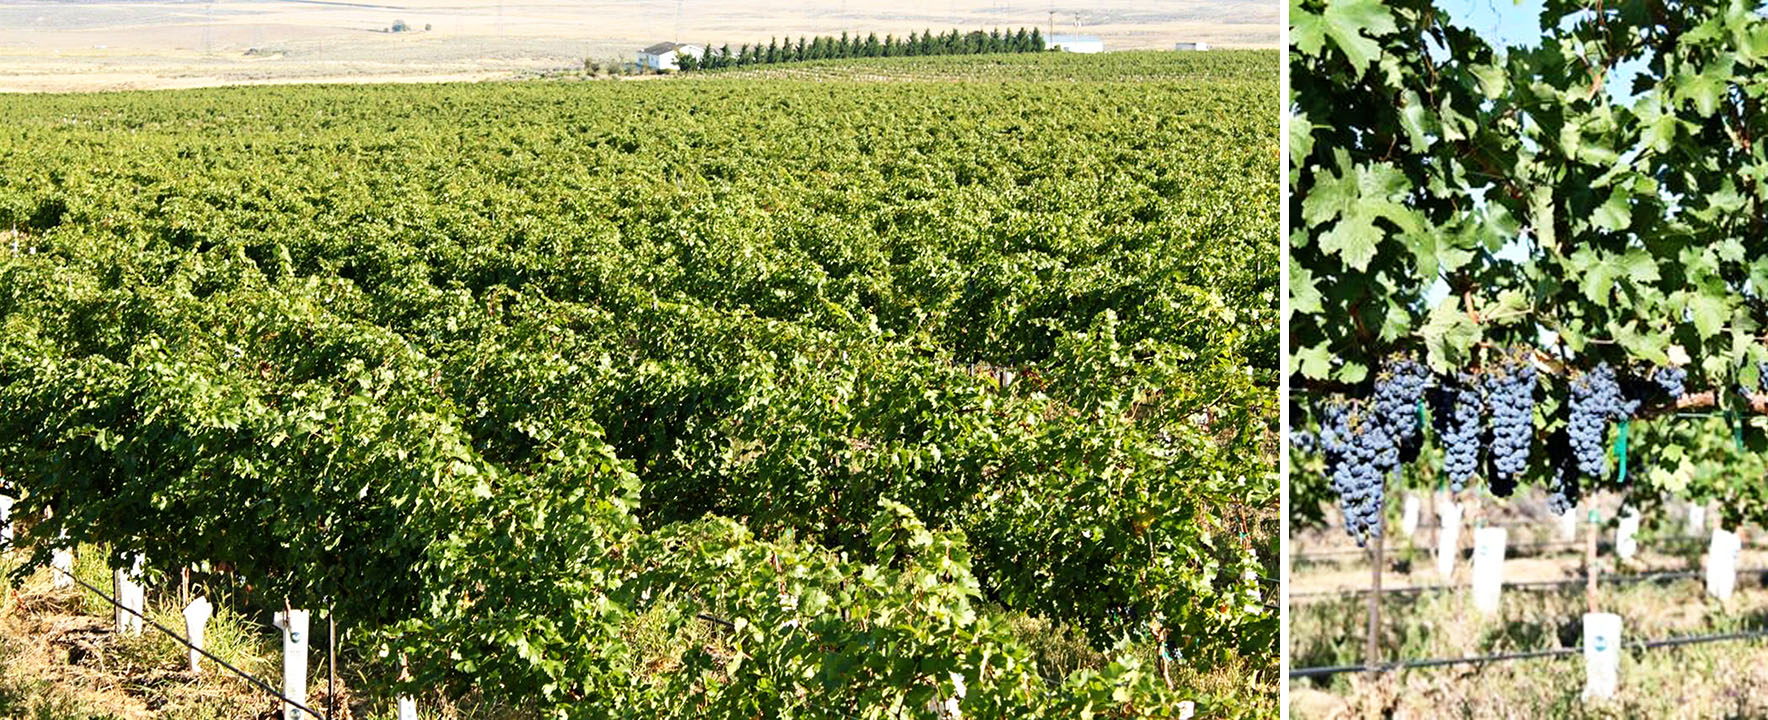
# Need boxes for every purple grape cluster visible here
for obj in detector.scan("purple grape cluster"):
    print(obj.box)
[1428,372,1483,492]
[1319,402,1385,546]
[1482,356,1537,482]
[1373,357,1430,469]
[1650,366,1687,398]
[1545,428,1580,515]
[1567,362,1639,478]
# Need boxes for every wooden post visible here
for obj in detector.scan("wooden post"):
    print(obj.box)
[1154,623,1172,690]
[1586,510,1599,613]
[328,610,337,720]
[1366,513,1384,675]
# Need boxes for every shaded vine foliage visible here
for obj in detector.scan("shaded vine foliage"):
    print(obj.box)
[1291,0,1768,530]
[0,51,1276,716]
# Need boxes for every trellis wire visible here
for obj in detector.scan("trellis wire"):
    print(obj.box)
[1290,629,1768,679]
[1290,567,1766,601]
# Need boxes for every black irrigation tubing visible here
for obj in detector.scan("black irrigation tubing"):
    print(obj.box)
[55,567,329,720]
[1289,629,1768,679]
[1289,568,1766,601]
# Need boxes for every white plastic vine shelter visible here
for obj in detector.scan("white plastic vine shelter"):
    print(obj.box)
[274,609,310,720]
[113,554,144,635]
[1401,494,1420,537]
[51,529,72,589]
[1435,500,1462,578]
[1616,511,1640,560]
[183,596,213,673]
[1582,612,1621,699]
[1707,528,1740,601]
[1471,527,1507,614]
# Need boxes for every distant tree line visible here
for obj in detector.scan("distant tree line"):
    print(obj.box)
[678,27,1046,71]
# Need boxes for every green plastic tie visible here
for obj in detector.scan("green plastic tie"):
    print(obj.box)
[1614,419,1629,483]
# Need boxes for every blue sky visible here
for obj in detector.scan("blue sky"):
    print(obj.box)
[1441,0,1549,48]
[1437,0,1649,101]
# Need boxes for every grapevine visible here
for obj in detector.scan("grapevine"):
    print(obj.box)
[1290,0,1768,538]
[0,50,1279,715]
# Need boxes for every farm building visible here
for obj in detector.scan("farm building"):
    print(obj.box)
[1047,34,1104,54]
[1174,42,1211,51]
[637,42,705,71]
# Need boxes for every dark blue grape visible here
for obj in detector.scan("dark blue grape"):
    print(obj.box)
[1482,354,1537,484]
[1373,357,1429,468]
[1320,400,1389,546]
[1567,362,1637,479]
[1428,372,1482,493]
[1290,429,1318,455]
[1545,427,1580,515]
[1650,366,1686,399]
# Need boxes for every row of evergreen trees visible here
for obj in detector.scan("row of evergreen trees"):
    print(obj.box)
[678,27,1047,71]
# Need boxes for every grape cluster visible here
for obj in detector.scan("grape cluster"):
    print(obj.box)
[1427,372,1482,492]
[1482,356,1537,482]
[1319,402,1386,546]
[1650,366,1687,398]
[1567,363,1638,478]
[1544,428,1580,515]
[1373,358,1430,468]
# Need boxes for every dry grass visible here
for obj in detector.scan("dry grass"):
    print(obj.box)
[1290,491,1768,719]
[0,0,1276,93]
[0,549,342,720]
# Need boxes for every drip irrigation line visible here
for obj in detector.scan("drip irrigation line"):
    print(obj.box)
[55,567,329,720]
[1289,629,1768,679]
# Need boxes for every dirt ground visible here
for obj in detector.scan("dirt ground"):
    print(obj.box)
[0,0,1277,92]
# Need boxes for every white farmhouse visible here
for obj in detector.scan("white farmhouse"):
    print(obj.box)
[637,42,705,71]
[1174,42,1211,51]
[1047,34,1104,54]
